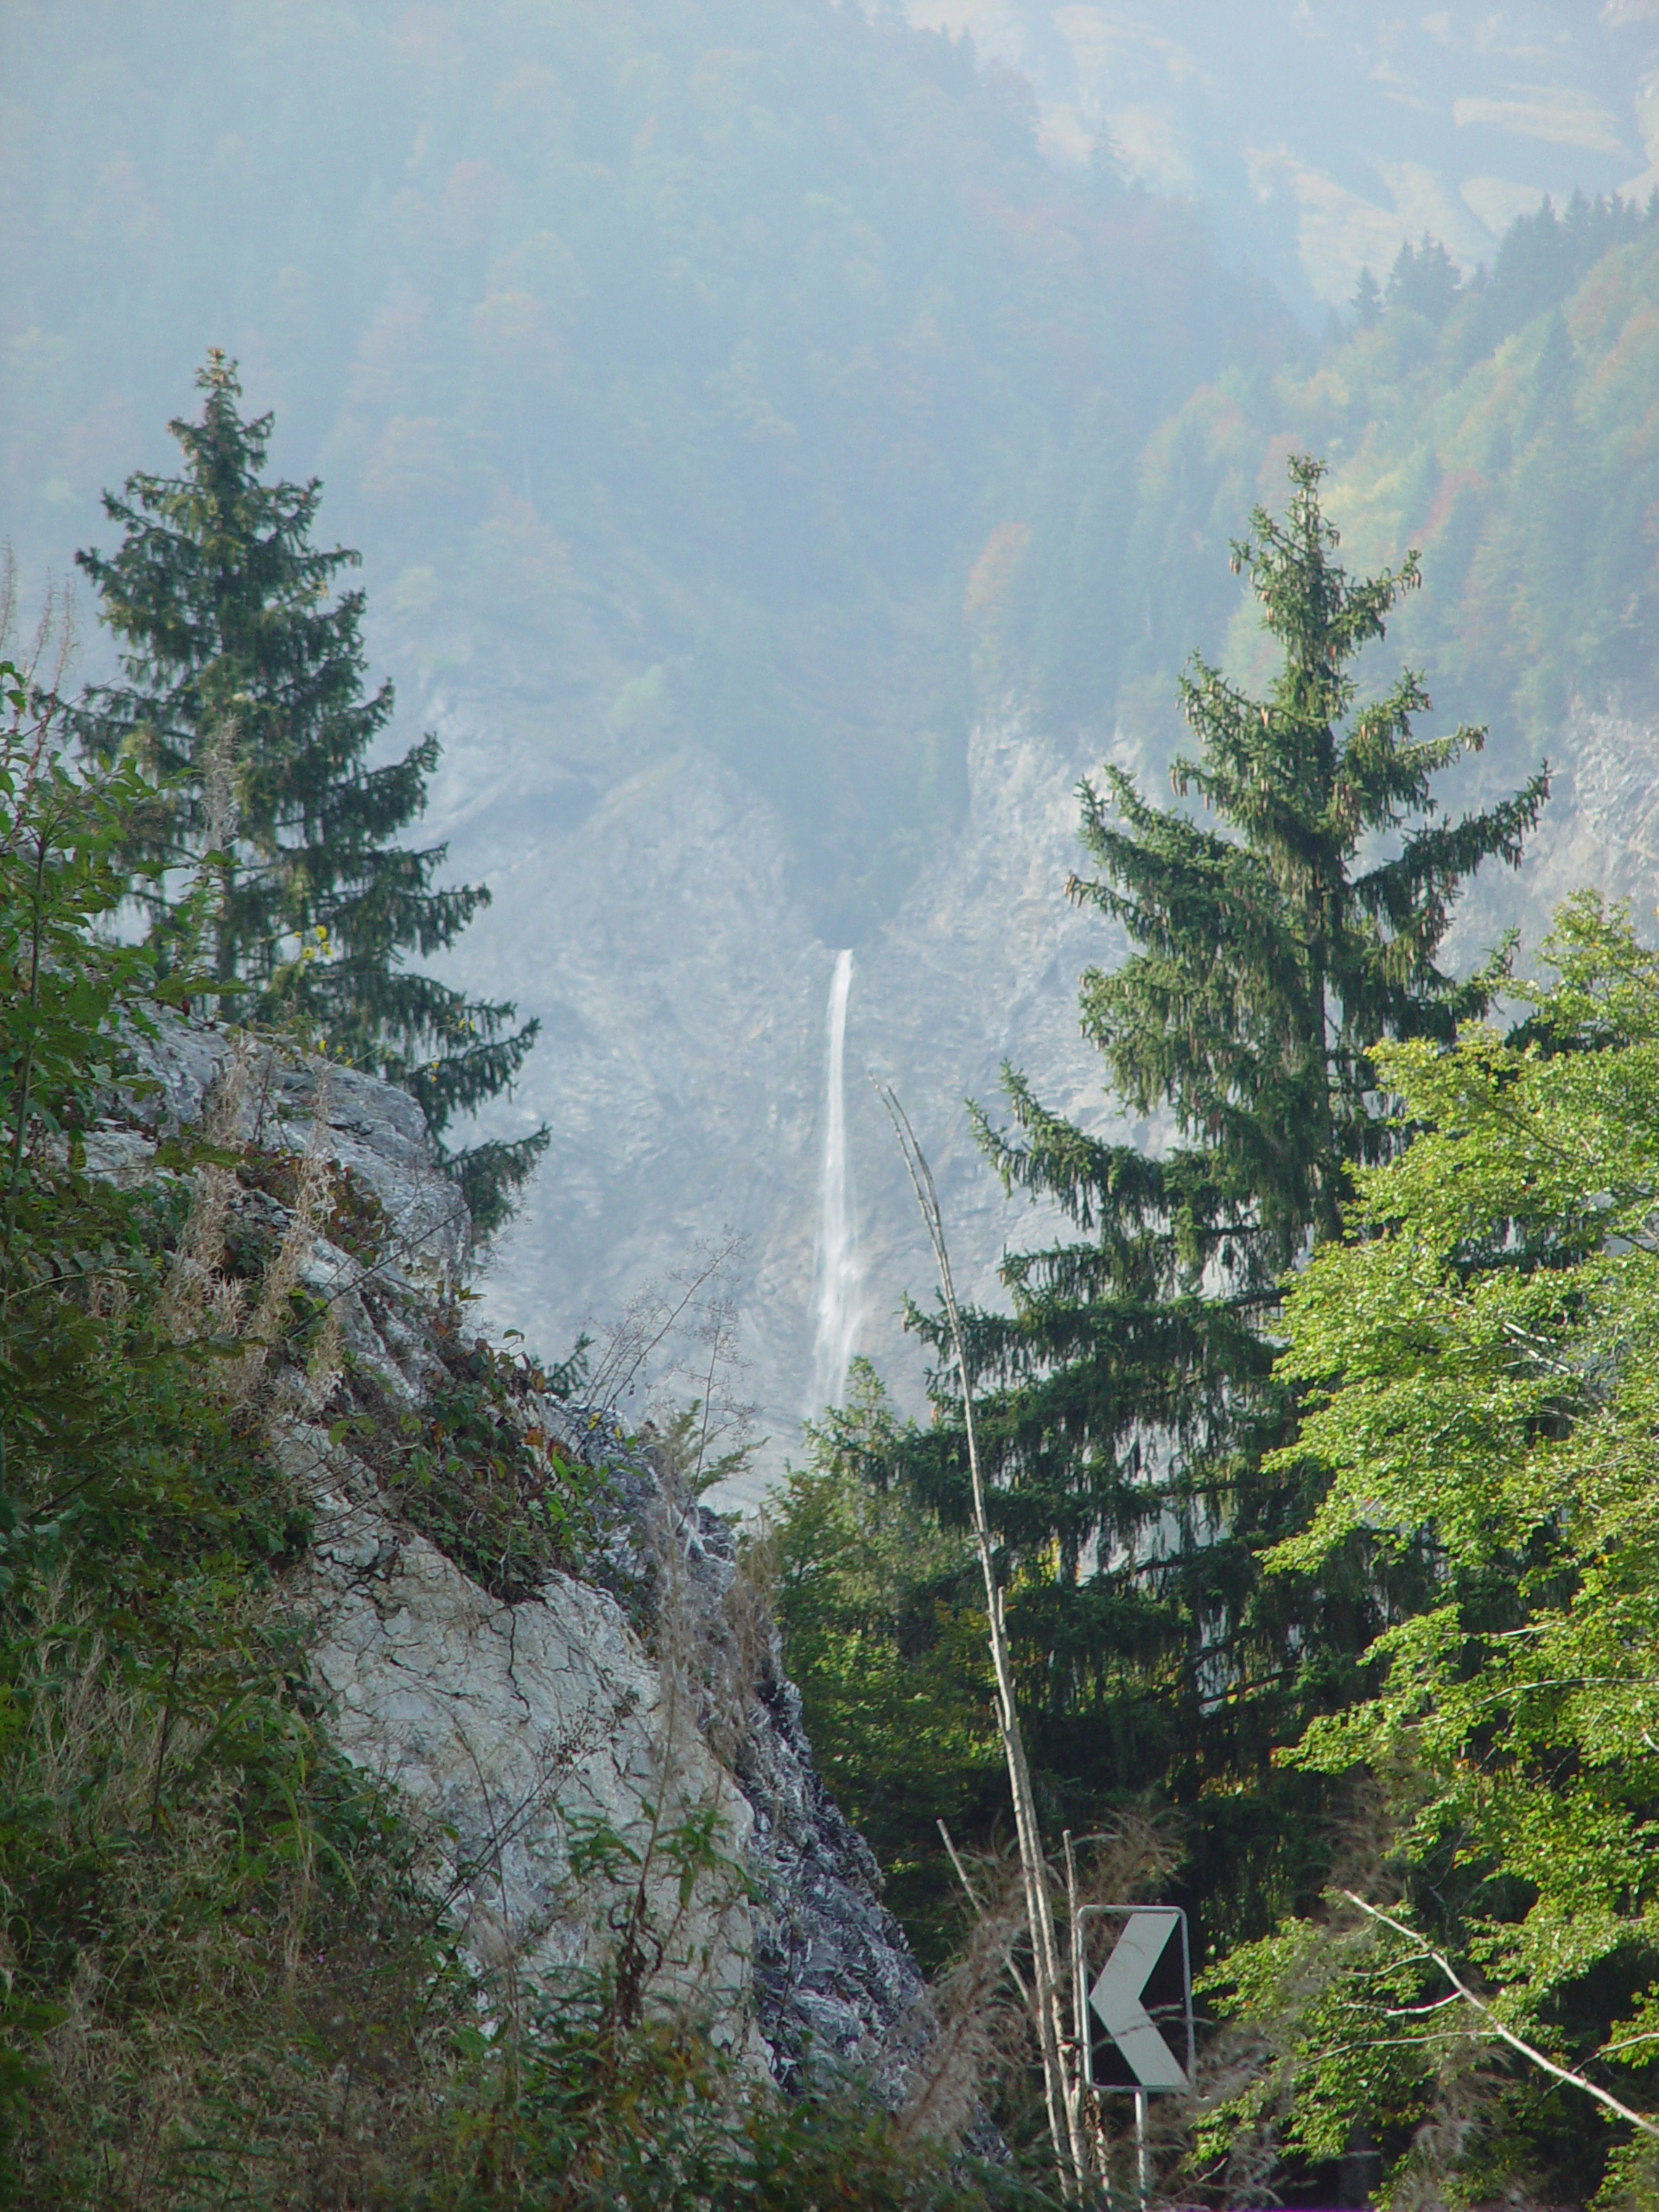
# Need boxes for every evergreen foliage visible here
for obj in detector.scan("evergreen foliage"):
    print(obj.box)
[1202,896,1659,2211]
[1463,185,1659,359]
[766,1361,1002,1972]
[1383,234,1462,326]
[1018,188,1659,765]
[71,354,547,1236]
[882,457,1545,1966]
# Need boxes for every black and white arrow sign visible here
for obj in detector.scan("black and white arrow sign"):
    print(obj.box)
[1085,1906,1192,2092]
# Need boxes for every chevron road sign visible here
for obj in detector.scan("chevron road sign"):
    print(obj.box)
[1079,1905,1193,2093]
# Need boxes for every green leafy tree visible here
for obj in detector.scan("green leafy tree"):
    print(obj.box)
[885,456,1547,1958]
[71,353,547,1236]
[1203,894,1659,2212]
[0,648,176,1538]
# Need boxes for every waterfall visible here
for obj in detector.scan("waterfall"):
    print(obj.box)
[808,949,861,1412]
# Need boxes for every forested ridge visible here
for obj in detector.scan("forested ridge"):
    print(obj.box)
[10,16,1659,944]
[1016,191,1659,802]
[1,0,1286,940]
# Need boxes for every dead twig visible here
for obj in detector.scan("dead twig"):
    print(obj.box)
[874,1079,1087,2195]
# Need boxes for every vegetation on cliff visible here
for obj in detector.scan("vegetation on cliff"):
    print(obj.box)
[0,602,1054,2204]
[70,353,548,1236]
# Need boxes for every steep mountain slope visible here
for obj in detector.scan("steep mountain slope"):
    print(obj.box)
[3,0,1281,942]
[11,9,1659,1508]
[438,206,1659,1506]
[427,689,1117,1504]
[901,1,1659,318]
[1,0,1287,1491]
[1017,195,1659,784]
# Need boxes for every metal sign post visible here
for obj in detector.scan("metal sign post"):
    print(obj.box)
[1076,1904,1194,2212]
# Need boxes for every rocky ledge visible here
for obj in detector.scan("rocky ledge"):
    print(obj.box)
[572,1442,928,2094]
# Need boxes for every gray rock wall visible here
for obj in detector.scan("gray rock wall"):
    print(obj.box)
[405,676,1655,1518]
[103,1015,934,2095]
[413,699,1122,1510]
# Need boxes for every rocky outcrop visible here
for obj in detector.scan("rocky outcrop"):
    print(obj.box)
[1492,705,1659,931]
[286,1389,931,2088]
[569,1442,928,2089]
[296,1440,761,2049]
[740,1656,929,2099]
[118,1018,469,1287]
[95,1013,934,2095]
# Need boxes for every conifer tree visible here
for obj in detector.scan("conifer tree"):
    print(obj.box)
[72,353,547,1236]
[1383,234,1462,324]
[886,454,1547,1947]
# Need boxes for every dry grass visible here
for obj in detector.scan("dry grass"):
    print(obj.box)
[888,1814,1182,2183]
[160,1032,253,1343]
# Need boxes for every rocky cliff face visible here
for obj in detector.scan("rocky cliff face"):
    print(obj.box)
[410,676,1650,1514]
[298,1407,931,2088]
[119,1017,930,2091]
[412,691,1129,1510]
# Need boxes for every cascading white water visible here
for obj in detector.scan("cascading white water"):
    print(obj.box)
[808,949,861,1412]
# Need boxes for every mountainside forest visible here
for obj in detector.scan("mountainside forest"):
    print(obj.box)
[2,0,1287,940]
[10,4,1659,2206]
[1018,189,1659,795]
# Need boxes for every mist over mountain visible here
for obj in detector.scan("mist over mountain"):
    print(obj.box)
[6,1,1659,1502]
[905,2,1659,319]
[3,0,1284,937]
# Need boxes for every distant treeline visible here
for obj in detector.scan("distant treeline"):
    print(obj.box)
[1016,188,1659,785]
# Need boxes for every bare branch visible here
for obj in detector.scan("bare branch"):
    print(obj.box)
[874,1077,1088,2194]
[1343,1891,1659,2140]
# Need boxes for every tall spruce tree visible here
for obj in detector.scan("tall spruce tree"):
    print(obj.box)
[72,353,547,1236]
[886,454,1548,1950]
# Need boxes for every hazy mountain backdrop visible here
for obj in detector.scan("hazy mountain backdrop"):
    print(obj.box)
[905,1,1659,315]
[5,1,1659,1500]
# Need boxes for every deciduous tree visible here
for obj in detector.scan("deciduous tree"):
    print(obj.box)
[1205,894,1659,2212]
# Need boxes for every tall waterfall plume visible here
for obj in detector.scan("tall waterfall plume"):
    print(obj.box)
[808,949,861,1412]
